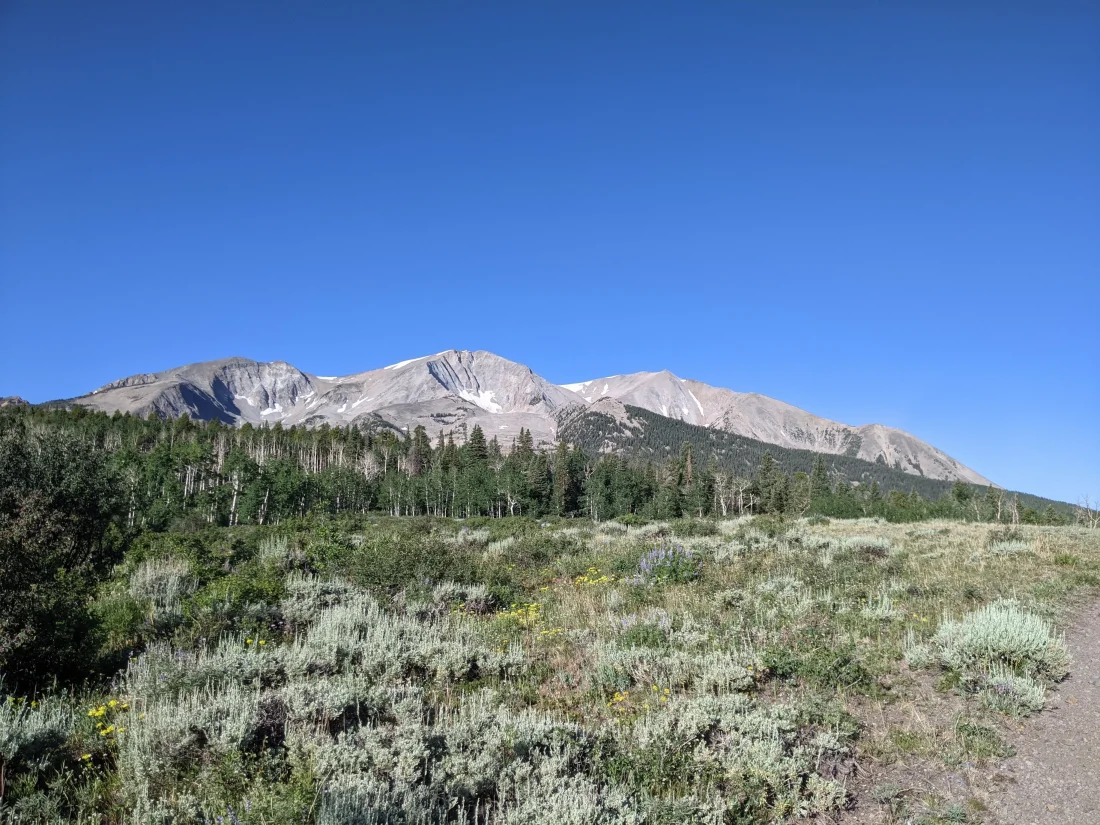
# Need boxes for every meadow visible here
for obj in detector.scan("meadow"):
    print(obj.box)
[2,515,1098,825]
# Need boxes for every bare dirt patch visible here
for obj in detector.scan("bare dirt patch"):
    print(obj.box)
[835,599,1100,824]
[985,599,1100,824]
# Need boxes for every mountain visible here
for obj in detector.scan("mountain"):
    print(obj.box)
[74,351,583,447]
[558,401,966,501]
[563,371,993,486]
[64,351,991,485]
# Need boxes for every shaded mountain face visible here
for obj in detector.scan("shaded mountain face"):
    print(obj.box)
[68,351,991,485]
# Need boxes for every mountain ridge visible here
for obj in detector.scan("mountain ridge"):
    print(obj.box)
[562,370,992,486]
[62,350,992,486]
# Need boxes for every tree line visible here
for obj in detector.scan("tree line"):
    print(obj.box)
[0,406,1066,528]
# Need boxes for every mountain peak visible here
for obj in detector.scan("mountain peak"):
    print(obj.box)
[64,350,992,485]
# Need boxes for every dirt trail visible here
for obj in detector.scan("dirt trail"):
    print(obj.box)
[988,600,1100,824]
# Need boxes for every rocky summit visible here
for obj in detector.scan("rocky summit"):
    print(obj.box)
[69,349,992,485]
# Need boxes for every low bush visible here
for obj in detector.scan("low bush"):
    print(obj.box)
[627,542,701,585]
[932,600,1069,681]
[763,637,876,694]
[974,667,1047,717]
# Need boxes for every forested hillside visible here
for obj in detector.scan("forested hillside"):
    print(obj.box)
[560,403,1071,518]
[0,405,1069,528]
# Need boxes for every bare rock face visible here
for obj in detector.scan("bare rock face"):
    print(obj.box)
[0,396,29,408]
[75,351,585,447]
[81,357,317,424]
[68,350,993,484]
[563,370,994,486]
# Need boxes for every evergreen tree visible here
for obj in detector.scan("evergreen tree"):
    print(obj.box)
[810,454,830,500]
[466,425,488,464]
[655,471,684,519]
[552,440,579,516]
[525,453,553,513]
[680,442,694,486]
[869,480,882,503]
[515,427,535,460]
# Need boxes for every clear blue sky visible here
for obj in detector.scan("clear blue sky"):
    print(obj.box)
[1,2,1097,502]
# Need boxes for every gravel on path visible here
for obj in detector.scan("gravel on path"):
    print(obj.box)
[989,600,1100,824]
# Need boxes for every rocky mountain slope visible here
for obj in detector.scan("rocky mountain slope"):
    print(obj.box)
[67,350,992,485]
[75,351,584,447]
[563,371,992,486]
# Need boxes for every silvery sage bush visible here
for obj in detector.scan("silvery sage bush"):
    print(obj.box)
[0,695,73,777]
[623,694,847,819]
[912,599,1071,716]
[306,690,619,824]
[932,599,1069,681]
[976,666,1047,717]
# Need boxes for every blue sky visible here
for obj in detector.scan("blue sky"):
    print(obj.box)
[1,2,1097,502]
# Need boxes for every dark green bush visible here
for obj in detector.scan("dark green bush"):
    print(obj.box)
[0,428,122,687]
[763,638,876,694]
[618,622,669,649]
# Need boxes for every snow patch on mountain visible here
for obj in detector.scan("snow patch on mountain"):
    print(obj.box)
[688,389,704,416]
[459,389,503,414]
[384,354,433,371]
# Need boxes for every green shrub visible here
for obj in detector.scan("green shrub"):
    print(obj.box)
[839,536,892,560]
[752,515,789,539]
[955,719,1013,758]
[618,623,669,650]
[763,639,876,694]
[0,429,121,687]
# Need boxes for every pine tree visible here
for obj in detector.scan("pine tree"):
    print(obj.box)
[406,425,431,477]
[869,480,882,502]
[680,442,694,486]
[515,427,535,460]
[525,453,553,512]
[753,452,783,513]
[810,454,830,500]
[465,425,488,464]
[552,441,570,515]
[488,435,502,463]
